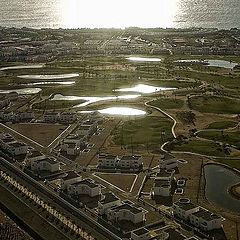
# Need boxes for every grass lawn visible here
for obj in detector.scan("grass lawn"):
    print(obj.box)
[150,98,184,109]
[7,123,67,146]
[197,131,240,149]
[190,96,240,114]
[113,116,173,150]
[216,159,240,171]
[95,173,136,192]
[207,121,238,129]
[168,139,227,157]
[33,99,86,110]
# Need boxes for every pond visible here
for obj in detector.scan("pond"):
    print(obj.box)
[52,94,140,107]
[17,73,79,80]
[126,57,161,62]
[0,64,44,71]
[204,164,240,214]
[175,59,238,69]
[80,107,146,116]
[0,88,42,95]
[115,84,176,94]
[23,81,75,86]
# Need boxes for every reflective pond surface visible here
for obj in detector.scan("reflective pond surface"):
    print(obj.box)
[98,107,146,116]
[175,59,238,69]
[18,73,79,80]
[23,81,75,86]
[204,164,240,213]
[0,88,42,94]
[126,57,161,62]
[0,64,44,71]
[115,84,176,94]
[52,94,140,107]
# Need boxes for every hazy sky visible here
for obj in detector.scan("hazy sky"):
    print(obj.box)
[61,0,178,28]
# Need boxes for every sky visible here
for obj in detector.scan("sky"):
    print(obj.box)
[60,0,179,28]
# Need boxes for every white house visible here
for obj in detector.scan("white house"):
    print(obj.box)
[159,158,178,170]
[61,142,80,156]
[189,207,223,231]
[153,179,171,197]
[61,171,82,190]
[77,120,97,138]
[31,157,61,173]
[118,155,143,170]
[59,112,77,123]
[173,198,200,221]
[98,192,121,215]
[107,203,147,224]
[155,169,175,182]
[131,228,150,240]
[97,154,119,169]
[67,179,101,197]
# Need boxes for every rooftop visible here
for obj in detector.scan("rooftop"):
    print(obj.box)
[132,227,149,236]
[174,199,199,211]
[192,207,221,221]
[120,155,142,161]
[98,154,117,160]
[110,203,144,214]
[100,192,120,204]
[71,179,99,189]
[154,179,171,187]
[38,157,59,165]
[62,171,81,181]
[8,142,27,148]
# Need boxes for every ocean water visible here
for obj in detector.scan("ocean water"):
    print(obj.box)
[0,0,239,29]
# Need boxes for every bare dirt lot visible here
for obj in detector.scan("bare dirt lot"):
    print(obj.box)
[7,123,67,146]
[94,173,137,192]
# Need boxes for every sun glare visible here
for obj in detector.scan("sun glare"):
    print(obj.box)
[61,0,178,28]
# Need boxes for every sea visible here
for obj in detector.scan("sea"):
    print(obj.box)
[0,0,239,29]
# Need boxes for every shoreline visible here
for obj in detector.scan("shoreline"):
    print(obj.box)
[229,183,240,200]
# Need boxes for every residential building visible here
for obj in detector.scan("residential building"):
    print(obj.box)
[153,179,171,197]
[7,142,28,156]
[61,142,80,156]
[131,228,150,240]
[77,120,97,138]
[31,157,61,173]
[98,192,121,215]
[173,198,199,221]
[189,207,223,231]
[97,154,119,169]
[61,171,82,190]
[118,155,143,170]
[59,112,77,123]
[107,203,147,224]
[67,179,101,197]
[43,112,59,122]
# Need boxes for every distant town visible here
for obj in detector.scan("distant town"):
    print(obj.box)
[0,27,239,240]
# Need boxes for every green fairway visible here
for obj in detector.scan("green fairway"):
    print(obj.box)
[189,96,240,114]
[197,130,240,149]
[167,139,228,157]
[150,98,184,109]
[207,121,238,129]
[113,116,173,150]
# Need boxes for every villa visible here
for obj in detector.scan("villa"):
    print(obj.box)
[173,198,223,231]
[30,157,61,173]
[107,203,147,224]
[97,154,119,168]
[67,178,101,197]
[61,171,82,190]
[118,155,143,170]
[98,192,121,215]
[59,112,77,123]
